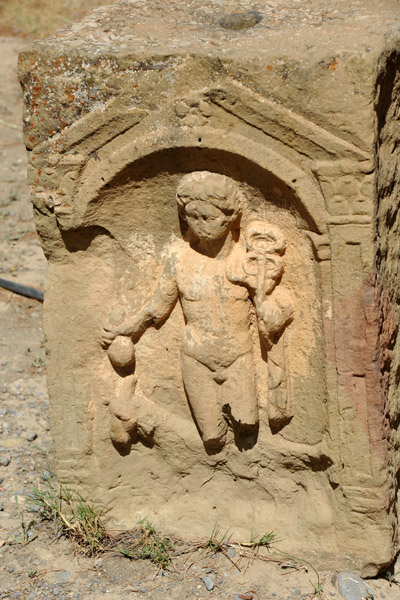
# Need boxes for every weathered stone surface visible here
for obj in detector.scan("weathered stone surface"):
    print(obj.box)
[18,0,400,575]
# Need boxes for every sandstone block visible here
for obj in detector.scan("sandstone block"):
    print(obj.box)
[18,0,400,575]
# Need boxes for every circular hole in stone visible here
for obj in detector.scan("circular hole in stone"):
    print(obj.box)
[219,10,263,31]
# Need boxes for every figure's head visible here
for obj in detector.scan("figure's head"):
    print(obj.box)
[176,172,243,241]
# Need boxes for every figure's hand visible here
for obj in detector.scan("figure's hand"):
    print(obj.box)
[256,296,282,331]
[101,319,134,348]
[101,321,122,348]
[101,306,136,348]
[101,317,142,348]
[256,293,294,348]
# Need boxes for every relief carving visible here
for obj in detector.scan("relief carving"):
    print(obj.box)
[101,172,293,452]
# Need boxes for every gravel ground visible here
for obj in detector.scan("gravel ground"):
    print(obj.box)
[1,31,400,600]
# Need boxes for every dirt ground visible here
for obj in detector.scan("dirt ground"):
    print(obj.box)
[0,12,400,600]
[0,0,113,38]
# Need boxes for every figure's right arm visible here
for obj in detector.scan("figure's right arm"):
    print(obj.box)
[101,246,180,347]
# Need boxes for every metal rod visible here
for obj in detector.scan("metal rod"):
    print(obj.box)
[0,278,44,302]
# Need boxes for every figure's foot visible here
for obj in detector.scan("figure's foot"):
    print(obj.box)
[201,423,228,453]
[203,435,226,453]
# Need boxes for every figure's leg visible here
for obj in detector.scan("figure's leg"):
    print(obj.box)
[222,353,259,429]
[181,353,228,449]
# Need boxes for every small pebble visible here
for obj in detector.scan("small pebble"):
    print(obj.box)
[57,571,70,583]
[330,591,336,597]
[26,432,38,442]
[202,576,214,591]
[0,409,7,416]
[291,589,301,596]
[41,469,52,481]
[381,594,385,598]
[0,457,10,467]
[227,548,236,558]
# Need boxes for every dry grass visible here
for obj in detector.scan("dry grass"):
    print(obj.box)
[27,478,323,596]
[28,479,108,556]
[0,0,113,39]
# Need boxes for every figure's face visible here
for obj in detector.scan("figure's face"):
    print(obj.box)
[184,200,234,241]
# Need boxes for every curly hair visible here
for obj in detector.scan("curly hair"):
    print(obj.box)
[176,171,243,217]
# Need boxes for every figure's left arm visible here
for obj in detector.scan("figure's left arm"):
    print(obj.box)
[255,287,294,349]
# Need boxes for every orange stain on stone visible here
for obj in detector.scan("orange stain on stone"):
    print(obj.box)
[330,273,390,464]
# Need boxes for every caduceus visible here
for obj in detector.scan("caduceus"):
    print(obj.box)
[241,220,294,428]
[242,221,287,316]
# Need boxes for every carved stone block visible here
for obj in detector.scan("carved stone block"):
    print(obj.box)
[18,0,400,575]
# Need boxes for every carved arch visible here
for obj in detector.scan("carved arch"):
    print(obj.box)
[73,127,329,234]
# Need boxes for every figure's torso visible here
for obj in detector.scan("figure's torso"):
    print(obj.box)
[175,244,253,370]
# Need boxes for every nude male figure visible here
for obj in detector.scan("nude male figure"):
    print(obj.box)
[103,171,293,450]
[102,172,293,450]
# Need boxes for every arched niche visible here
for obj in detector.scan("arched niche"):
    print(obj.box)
[62,142,328,448]
[73,127,329,237]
